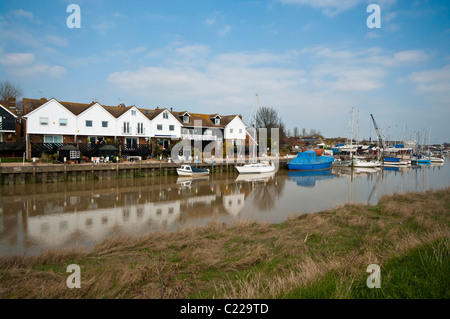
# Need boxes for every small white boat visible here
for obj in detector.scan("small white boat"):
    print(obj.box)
[351,159,382,168]
[176,165,210,176]
[429,156,445,164]
[235,161,276,174]
[332,159,352,167]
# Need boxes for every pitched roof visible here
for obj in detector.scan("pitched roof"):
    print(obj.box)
[0,101,18,117]
[170,111,242,128]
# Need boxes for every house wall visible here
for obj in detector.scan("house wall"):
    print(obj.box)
[224,116,246,141]
[76,103,117,138]
[26,99,77,136]
[116,107,151,138]
[149,109,182,138]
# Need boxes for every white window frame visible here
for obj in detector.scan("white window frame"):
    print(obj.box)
[40,117,49,126]
[44,135,63,143]
[163,112,169,119]
[123,122,130,134]
[215,118,220,125]
[157,124,163,131]
[59,118,68,127]
[169,125,175,131]
[137,122,144,134]
[85,120,93,127]
[131,110,136,116]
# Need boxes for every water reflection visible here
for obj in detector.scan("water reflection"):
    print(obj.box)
[1,160,449,256]
[288,169,334,187]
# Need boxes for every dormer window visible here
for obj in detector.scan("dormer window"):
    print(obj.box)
[215,118,220,125]
[183,114,190,123]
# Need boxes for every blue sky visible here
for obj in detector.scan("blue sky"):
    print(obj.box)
[1,0,449,143]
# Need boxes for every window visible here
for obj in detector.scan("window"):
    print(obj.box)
[123,122,130,134]
[215,118,220,125]
[163,112,169,119]
[169,125,175,131]
[137,123,144,134]
[85,120,93,127]
[102,121,108,128]
[183,115,189,123]
[40,117,49,126]
[44,135,63,143]
[157,124,163,131]
[59,118,68,126]
[239,129,243,134]
[230,128,234,134]
[131,110,136,116]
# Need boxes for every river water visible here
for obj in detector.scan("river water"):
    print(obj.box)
[1,158,449,256]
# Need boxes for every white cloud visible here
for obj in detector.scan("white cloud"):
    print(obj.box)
[45,35,69,48]
[11,9,34,20]
[278,0,397,16]
[408,64,450,93]
[219,25,232,36]
[278,0,361,16]
[0,52,66,78]
[0,52,35,66]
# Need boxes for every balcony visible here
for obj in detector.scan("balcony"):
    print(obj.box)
[0,119,16,132]
[181,133,218,141]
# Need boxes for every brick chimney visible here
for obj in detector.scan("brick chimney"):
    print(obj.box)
[7,97,16,109]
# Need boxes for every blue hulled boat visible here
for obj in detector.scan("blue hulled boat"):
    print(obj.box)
[287,150,334,171]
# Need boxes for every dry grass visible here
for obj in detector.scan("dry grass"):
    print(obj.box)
[1,188,449,299]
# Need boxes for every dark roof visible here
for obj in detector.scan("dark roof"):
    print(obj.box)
[21,98,245,126]
[170,111,240,128]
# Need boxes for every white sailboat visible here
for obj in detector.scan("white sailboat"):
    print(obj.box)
[236,94,276,174]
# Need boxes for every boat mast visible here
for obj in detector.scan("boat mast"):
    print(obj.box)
[350,107,354,160]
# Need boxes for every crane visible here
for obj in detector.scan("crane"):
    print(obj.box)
[370,114,384,149]
[370,114,385,161]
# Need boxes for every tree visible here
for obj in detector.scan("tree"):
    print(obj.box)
[254,106,287,146]
[0,80,23,100]
[293,127,300,138]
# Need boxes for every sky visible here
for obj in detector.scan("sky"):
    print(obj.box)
[0,0,449,144]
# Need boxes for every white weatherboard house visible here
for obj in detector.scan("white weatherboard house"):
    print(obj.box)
[24,98,77,144]
[22,97,248,159]
[76,102,118,144]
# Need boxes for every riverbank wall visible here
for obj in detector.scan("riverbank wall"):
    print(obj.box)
[0,159,290,185]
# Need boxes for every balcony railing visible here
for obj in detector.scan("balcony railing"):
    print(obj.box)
[0,119,16,132]
[181,133,218,141]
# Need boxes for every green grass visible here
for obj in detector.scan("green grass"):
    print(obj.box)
[283,238,449,299]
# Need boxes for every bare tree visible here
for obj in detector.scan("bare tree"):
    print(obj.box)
[0,80,23,100]
[293,127,300,138]
[254,106,287,142]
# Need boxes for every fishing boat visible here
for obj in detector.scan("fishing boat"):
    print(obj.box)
[287,150,334,171]
[176,165,210,176]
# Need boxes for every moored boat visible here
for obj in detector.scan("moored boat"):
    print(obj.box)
[287,150,334,171]
[176,165,210,176]
[235,161,276,174]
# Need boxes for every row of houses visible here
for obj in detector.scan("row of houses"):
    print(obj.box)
[0,97,248,159]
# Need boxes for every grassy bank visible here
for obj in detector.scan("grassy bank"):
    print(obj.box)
[1,188,449,299]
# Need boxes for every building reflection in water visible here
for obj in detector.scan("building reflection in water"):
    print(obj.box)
[1,161,448,256]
